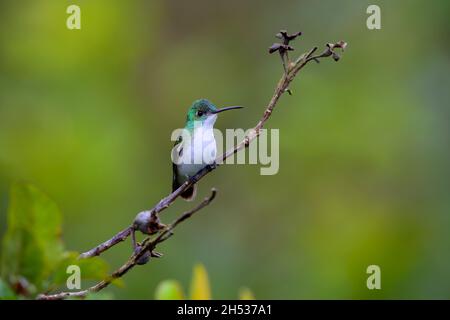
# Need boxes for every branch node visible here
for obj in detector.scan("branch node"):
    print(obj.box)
[133,245,151,265]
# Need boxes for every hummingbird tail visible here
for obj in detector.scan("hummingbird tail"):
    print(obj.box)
[173,178,197,201]
[180,184,196,201]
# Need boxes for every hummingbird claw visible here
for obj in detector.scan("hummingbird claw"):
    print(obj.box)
[208,162,217,171]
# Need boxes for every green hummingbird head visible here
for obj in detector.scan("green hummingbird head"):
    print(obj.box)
[185,99,243,129]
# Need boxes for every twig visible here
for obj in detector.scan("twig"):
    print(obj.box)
[37,189,217,300]
[37,30,347,300]
[78,227,133,259]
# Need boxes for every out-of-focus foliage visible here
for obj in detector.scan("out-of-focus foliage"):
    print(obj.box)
[1,183,64,288]
[239,287,255,300]
[49,252,115,288]
[1,0,450,299]
[156,264,254,300]
[0,183,111,299]
[155,280,185,300]
[0,278,15,300]
[190,264,211,300]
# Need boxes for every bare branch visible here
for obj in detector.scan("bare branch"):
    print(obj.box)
[37,30,347,300]
[77,227,133,259]
[37,189,217,300]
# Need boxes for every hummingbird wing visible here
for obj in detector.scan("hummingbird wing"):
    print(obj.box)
[172,135,196,201]
[172,135,183,191]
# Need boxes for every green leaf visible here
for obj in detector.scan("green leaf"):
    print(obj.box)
[1,182,64,289]
[49,252,114,287]
[0,278,16,300]
[155,280,185,300]
[189,263,211,300]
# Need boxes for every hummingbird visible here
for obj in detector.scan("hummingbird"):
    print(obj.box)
[172,99,243,200]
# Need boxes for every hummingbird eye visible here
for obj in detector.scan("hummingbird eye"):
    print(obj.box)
[196,110,204,117]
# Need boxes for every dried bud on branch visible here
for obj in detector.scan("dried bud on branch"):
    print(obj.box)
[133,211,165,235]
[268,43,294,54]
[269,30,302,73]
[319,41,348,62]
[276,30,302,44]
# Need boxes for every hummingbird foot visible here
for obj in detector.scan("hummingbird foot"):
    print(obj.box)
[206,162,217,171]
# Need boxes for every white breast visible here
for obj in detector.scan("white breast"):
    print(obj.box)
[178,118,217,178]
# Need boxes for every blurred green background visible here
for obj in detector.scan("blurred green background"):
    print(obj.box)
[1,0,449,299]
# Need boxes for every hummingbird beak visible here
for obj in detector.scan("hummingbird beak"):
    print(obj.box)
[212,106,244,114]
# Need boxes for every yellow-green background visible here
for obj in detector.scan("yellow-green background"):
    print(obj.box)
[1,0,449,299]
